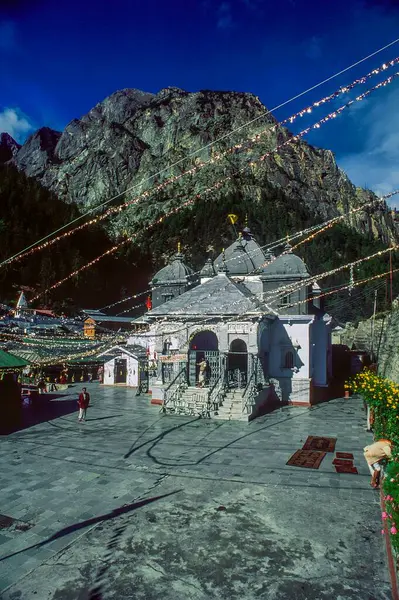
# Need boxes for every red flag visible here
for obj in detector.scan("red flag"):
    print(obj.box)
[145,296,152,310]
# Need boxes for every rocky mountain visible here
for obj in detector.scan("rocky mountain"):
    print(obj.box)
[1,87,397,246]
[0,133,20,163]
[1,87,398,320]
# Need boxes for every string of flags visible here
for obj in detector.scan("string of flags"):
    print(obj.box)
[28,71,399,303]
[1,54,398,271]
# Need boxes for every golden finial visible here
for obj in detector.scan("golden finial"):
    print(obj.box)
[177,241,181,253]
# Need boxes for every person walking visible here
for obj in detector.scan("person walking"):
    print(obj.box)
[363,439,392,488]
[78,387,90,422]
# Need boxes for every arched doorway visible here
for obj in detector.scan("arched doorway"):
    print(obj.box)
[227,339,248,388]
[188,330,219,387]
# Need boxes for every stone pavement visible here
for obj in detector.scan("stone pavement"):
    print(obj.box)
[0,383,392,599]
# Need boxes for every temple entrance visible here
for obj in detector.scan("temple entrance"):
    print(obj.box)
[114,358,127,384]
[227,339,248,388]
[188,330,220,387]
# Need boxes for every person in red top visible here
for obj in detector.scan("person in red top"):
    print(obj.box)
[78,387,90,422]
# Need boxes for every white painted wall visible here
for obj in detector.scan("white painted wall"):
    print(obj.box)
[104,358,115,385]
[268,317,312,380]
[103,353,139,386]
[126,355,139,386]
[311,316,332,386]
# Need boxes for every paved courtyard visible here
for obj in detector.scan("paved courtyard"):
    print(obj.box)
[0,383,392,599]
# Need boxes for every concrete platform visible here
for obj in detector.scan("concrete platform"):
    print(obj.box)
[0,383,392,599]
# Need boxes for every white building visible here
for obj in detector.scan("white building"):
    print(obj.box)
[133,229,332,419]
[97,345,147,387]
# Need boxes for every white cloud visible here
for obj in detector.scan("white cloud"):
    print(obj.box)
[0,108,34,143]
[337,85,399,208]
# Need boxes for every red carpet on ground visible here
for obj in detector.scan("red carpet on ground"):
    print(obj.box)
[335,464,358,474]
[333,458,354,466]
[286,449,326,469]
[336,452,354,459]
[302,436,337,453]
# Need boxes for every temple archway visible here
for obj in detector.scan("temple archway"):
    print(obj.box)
[189,330,218,351]
[227,338,248,388]
[188,330,219,387]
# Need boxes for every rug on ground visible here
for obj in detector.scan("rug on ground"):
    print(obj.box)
[286,449,326,469]
[302,436,337,453]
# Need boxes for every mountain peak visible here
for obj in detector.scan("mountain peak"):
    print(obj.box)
[0,133,21,163]
[84,88,156,125]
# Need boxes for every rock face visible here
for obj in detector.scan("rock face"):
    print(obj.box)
[0,133,20,163]
[3,86,397,242]
[378,301,399,384]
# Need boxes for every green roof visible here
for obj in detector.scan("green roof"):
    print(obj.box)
[0,349,30,370]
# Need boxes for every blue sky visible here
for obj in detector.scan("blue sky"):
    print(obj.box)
[1,0,399,204]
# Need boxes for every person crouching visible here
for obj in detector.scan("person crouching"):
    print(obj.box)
[364,439,392,488]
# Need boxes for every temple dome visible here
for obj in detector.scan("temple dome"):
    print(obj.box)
[214,229,266,275]
[151,252,194,285]
[200,257,216,278]
[262,244,309,277]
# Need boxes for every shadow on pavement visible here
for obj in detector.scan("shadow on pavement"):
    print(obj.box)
[123,416,201,459]
[1,393,81,435]
[0,489,182,562]
[86,415,123,422]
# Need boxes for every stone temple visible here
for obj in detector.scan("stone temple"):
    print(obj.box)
[130,228,332,421]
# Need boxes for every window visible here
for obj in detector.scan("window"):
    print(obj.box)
[280,295,290,306]
[284,351,294,369]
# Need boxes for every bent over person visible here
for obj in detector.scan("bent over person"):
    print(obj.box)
[78,387,90,422]
[363,439,392,488]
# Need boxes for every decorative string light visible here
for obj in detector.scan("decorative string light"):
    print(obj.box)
[2,56,399,270]
[283,267,399,310]
[29,72,399,303]
[21,252,394,369]
[349,264,355,295]
[265,246,399,306]
[93,187,398,313]
[16,245,399,368]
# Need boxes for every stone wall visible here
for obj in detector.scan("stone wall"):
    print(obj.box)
[377,300,399,384]
[337,317,387,354]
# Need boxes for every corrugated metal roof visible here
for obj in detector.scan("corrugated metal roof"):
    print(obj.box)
[88,316,135,323]
[0,349,29,369]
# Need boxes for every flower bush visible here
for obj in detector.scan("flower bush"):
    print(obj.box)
[346,370,399,449]
[346,369,399,558]
[382,461,399,555]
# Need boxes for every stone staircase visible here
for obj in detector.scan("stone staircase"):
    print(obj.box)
[164,386,209,416]
[213,388,249,421]
[164,383,258,421]
[184,387,209,415]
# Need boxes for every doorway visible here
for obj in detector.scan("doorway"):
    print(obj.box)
[114,358,127,384]
[188,330,220,387]
[227,339,248,387]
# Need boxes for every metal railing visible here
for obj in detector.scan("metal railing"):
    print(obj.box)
[242,356,258,414]
[208,369,225,413]
[161,366,187,413]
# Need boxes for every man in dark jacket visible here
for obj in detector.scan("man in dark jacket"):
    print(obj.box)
[78,387,90,422]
